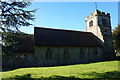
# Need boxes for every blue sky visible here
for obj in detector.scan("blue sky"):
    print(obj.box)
[20,2,118,34]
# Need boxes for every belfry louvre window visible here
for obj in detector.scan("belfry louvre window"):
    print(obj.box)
[102,18,107,26]
[89,20,93,27]
[45,48,52,60]
[63,49,69,59]
[79,48,84,58]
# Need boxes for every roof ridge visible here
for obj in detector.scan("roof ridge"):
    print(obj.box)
[34,27,92,34]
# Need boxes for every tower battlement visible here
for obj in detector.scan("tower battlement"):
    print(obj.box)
[85,10,110,22]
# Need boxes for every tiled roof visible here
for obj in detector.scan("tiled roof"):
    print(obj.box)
[4,33,34,52]
[15,34,34,52]
[34,27,102,47]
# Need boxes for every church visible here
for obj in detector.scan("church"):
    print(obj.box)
[33,9,115,66]
[2,9,116,68]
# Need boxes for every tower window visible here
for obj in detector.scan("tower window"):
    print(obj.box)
[45,48,52,60]
[89,20,93,27]
[102,18,107,26]
[63,49,70,60]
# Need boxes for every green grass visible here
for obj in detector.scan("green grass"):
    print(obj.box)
[1,60,120,80]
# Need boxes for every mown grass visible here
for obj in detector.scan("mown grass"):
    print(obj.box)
[1,60,120,80]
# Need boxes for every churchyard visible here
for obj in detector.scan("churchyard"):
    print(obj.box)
[1,60,119,80]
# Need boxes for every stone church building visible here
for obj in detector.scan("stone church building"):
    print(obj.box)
[3,9,116,68]
[33,9,115,66]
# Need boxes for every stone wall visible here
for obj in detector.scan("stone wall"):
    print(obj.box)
[2,52,35,68]
[34,46,104,66]
[2,46,104,68]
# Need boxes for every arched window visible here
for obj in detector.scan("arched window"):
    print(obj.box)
[89,20,93,27]
[79,48,84,58]
[45,48,52,60]
[63,49,69,60]
[93,49,97,58]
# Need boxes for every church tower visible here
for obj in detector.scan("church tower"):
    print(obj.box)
[85,9,116,60]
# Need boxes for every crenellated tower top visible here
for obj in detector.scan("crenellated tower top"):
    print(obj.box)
[85,9,110,23]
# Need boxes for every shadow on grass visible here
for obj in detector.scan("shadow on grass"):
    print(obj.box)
[80,71,120,79]
[2,71,120,80]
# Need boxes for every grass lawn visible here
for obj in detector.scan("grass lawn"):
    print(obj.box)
[1,60,120,80]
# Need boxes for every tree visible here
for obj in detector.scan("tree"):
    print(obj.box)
[112,25,120,55]
[0,1,36,46]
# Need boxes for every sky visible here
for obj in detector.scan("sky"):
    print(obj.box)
[19,2,118,34]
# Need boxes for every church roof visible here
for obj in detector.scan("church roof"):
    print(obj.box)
[15,34,34,52]
[3,33,34,53]
[34,27,102,47]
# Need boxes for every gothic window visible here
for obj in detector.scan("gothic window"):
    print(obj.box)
[89,20,93,27]
[45,48,52,60]
[63,49,69,60]
[79,48,84,58]
[93,49,97,58]
[102,18,107,26]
